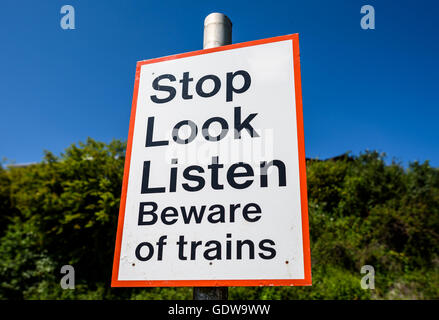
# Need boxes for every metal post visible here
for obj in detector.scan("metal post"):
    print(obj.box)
[193,13,232,300]
[203,12,232,49]
[193,286,228,300]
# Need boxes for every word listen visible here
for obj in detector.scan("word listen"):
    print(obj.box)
[141,156,286,193]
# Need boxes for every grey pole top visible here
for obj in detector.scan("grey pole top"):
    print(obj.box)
[203,13,232,49]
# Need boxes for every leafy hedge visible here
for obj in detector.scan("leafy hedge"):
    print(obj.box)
[0,139,437,299]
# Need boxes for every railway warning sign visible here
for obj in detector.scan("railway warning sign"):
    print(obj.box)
[112,34,311,287]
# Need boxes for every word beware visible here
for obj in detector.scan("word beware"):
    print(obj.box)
[138,201,262,226]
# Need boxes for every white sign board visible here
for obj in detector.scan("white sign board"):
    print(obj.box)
[112,34,311,287]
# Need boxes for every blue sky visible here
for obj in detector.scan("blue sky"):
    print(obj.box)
[1,0,438,166]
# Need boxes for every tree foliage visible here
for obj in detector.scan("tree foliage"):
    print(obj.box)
[0,140,437,299]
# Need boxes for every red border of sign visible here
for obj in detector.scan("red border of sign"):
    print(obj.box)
[111,34,311,287]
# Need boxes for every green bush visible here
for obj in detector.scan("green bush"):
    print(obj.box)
[0,141,438,300]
